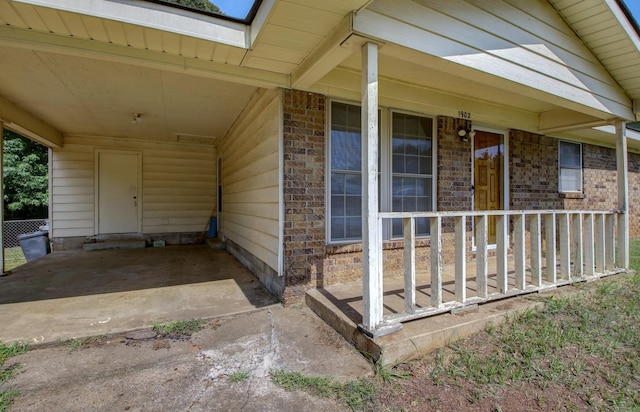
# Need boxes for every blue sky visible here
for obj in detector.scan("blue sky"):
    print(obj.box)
[625,0,640,24]
[213,0,254,19]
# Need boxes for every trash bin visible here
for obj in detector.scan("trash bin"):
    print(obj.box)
[17,230,51,262]
[207,217,218,238]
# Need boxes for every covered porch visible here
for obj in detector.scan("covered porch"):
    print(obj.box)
[0,245,278,344]
[345,40,632,344]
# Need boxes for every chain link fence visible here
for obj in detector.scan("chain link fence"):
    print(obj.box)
[3,219,48,248]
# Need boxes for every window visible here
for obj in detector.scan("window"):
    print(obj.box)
[328,102,435,243]
[559,141,582,193]
[330,102,363,241]
[391,113,433,237]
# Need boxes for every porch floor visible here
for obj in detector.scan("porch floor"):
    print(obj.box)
[0,245,279,344]
[306,255,619,365]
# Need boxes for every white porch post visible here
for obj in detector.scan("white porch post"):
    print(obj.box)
[361,42,383,333]
[615,120,629,269]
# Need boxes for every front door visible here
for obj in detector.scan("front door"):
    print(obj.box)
[97,151,140,234]
[473,130,504,245]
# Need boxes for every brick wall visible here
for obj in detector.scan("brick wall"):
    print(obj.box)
[281,92,640,302]
[282,90,326,304]
[509,130,563,210]
[563,144,616,211]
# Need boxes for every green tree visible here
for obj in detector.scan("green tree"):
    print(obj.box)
[2,129,48,219]
[163,0,221,14]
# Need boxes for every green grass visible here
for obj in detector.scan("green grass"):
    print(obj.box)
[269,369,378,411]
[4,247,26,271]
[227,370,251,383]
[425,239,640,410]
[0,341,29,411]
[152,319,204,336]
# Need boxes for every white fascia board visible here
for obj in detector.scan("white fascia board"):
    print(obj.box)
[14,0,248,48]
[604,0,640,53]
[593,124,640,142]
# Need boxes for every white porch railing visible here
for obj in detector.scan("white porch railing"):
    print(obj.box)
[362,210,624,336]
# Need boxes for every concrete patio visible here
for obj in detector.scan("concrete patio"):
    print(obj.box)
[0,244,279,344]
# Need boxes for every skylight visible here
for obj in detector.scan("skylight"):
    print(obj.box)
[145,0,261,24]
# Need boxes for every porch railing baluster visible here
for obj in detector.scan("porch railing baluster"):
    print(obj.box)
[514,213,526,290]
[431,216,443,308]
[595,213,605,273]
[475,214,488,298]
[530,213,542,286]
[545,214,557,283]
[606,214,616,271]
[559,213,571,280]
[496,214,508,293]
[584,213,595,276]
[369,209,623,334]
[403,217,416,314]
[572,213,584,279]
[455,215,466,303]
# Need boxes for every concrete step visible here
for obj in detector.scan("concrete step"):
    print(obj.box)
[83,239,146,251]
[306,284,545,366]
[206,238,226,250]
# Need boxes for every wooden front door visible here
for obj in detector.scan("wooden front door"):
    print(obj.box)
[473,131,504,245]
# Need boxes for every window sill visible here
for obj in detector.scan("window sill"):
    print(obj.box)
[559,192,585,199]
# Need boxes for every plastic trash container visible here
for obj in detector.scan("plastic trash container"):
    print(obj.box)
[207,217,218,238]
[17,230,51,262]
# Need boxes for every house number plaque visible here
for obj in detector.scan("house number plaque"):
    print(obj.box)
[458,110,472,119]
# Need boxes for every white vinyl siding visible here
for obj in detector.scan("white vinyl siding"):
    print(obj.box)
[559,141,582,193]
[352,0,631,119]
[50,136,215,238]
[219,89,281,272]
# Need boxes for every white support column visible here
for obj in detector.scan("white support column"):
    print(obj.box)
[360,42,390,336]
[403,217,415,314]
[430,216,442,308]
[615,120,629,269]
[0,121,4,275]
[454,215,466,303]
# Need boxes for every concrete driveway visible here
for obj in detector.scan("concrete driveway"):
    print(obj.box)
[0,245,278,344]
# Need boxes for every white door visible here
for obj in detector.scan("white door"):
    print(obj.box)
[97,151,140,234]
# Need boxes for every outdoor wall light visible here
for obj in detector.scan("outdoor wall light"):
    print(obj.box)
[457,126,476,141]
[131,113,142,124]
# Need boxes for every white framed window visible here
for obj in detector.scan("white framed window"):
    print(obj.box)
[559,141,582,193]
[327,101,435,243]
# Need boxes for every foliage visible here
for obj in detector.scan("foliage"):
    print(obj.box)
[269,369,378,411]
[3,129,48,219]
[162,0,221,14]
[152,319,204,336]
[227,370,251,383]
[0,341,29,412]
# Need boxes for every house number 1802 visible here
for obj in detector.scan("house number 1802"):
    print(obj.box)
[458,110,472,119]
